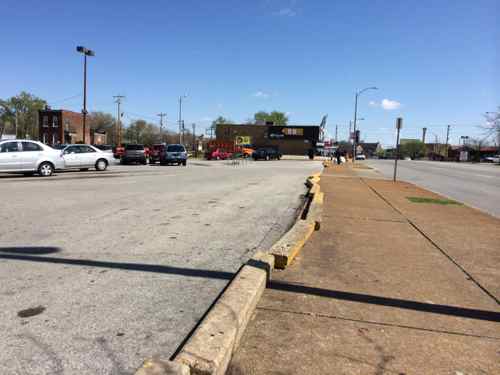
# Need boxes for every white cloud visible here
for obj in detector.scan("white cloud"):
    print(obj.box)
[381,99,401,110]
[273,7,296,17]
[253,91,271,99]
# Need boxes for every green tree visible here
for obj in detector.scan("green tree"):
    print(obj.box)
[399,140,426,159]
[0,92,47,139]
[253,111,288,125]
[123,119,160,145]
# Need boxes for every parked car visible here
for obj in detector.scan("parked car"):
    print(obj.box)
[60,144,112,171]
[113,145,126,159]
[93,144,114,154]
[241,147,255,158]
[252,147,282,161]
[481,155,500,163]
[0,140,64,176]
[208,148,232,160]
[121,144,149,165]
[149,143,167,164]
[355,154,366,160]
[160,144,188,166]
[52,144,68,150]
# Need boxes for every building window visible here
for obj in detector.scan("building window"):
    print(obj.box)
[52,134,57,145]
[42,133,48,144]
[53,116,59,127]
[43,116,48,127]
[64,119,70,131]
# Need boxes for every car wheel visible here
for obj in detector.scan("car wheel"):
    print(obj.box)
[182,160,187,166]
[95,159,108,171]
[38,162,54,177]
[80,168,89,172]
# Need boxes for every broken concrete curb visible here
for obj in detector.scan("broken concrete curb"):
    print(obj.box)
[135,359,191,375]
[174,252,274,375]
[271,173,323,268]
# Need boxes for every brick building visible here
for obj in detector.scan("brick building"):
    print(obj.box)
[215,123,321,155]
[38,108,106,145]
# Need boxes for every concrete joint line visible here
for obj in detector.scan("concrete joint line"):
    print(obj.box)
[360,178,500,306]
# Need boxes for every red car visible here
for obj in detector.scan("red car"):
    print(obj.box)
[207,148,232,160]
[149,143,167,164]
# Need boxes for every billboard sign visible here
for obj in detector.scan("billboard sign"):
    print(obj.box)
[268,126,318,140]
[235,136,252,145]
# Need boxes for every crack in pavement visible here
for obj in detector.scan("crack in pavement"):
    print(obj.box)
[256,306,500,341]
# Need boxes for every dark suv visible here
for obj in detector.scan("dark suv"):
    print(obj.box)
[160,144,188,166]
[252,147,282,161]
[121,144,148,165]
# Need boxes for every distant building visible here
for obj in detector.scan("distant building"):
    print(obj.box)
[357,142,382,157]
[215,123,321,155]
[38,108,106,145]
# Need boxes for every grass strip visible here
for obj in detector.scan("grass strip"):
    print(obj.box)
[407,196,462,205]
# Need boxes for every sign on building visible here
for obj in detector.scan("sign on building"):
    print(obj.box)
[235,136,252,145]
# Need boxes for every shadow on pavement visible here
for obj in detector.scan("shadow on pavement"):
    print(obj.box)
[0,246,61,255]
[3,252,497,323]
[268,281,500,323]
[0,253,234,280]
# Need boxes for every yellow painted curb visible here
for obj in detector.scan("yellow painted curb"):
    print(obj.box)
[272,220,316,269]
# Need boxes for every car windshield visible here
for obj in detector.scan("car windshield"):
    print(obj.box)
[167,145,185,152]
[125,144,144,150]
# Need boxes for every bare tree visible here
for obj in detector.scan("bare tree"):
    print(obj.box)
[483,108,500,149]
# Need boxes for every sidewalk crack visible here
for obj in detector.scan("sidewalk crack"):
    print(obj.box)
[360,178,500,306]
[256,306,500,341]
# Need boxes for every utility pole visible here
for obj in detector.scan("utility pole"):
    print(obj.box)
[422,127,427,143]
[178,95,187,144]
[335,124,338,143]
[15,111,18,139]
[445,125,451,158]
[157,112,167,142]
[393,117,403,182]
[192,123,196,153]
[113,95,125,146]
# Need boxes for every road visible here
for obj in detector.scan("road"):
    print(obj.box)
[365,160,500,217]
[0,159,322,375]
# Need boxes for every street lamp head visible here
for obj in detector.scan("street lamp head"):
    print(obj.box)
[76,46,95,56]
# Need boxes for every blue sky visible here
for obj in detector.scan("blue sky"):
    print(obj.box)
[1,0,498,146]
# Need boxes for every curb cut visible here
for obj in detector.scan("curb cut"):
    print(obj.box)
[134,173,322,375]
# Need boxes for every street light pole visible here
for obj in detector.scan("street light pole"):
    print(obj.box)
[352,86,377,162]
[178,95,187,144]
[76,46,95,144]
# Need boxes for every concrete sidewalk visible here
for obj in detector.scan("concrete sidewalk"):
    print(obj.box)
[228,164,500,374]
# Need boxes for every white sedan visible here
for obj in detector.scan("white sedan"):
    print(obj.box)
[61,144,113,171]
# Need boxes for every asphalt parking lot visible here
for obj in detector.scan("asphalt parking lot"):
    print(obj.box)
[0,159,322,375]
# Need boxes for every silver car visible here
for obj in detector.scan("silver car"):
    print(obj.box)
[61,144,112,171]
[0,140,64,176]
